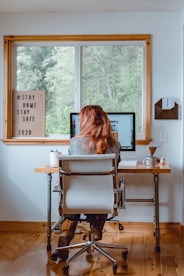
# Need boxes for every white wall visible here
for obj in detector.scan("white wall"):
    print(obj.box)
[0,12,183,224]
[181,9,184,225]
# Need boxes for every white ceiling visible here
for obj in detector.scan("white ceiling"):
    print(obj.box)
[0,0,184,14]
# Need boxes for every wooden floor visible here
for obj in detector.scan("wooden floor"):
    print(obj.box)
[0,222,184,276]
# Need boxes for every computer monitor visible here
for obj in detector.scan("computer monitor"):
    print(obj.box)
[70,112,136,151]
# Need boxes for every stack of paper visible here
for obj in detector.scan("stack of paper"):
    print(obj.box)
[119,159,138,167]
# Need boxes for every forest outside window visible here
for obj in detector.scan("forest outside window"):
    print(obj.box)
[3,35,151,145]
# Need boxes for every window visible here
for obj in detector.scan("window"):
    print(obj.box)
[3,34,151,145]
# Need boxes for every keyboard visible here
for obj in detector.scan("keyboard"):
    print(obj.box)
[118,159,138,167]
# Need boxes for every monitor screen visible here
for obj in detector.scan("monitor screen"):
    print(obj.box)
[70,112,136,151]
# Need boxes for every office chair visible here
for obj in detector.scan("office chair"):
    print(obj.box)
[51,154,128,275]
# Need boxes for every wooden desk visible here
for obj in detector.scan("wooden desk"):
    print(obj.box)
[118,163,171,252]
[34,163,171,252]
[118,163,170,174]
[35,166,58,250]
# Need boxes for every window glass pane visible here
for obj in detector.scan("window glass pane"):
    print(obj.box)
[12,38,148,141]
[16,46,75,137]
[81,45,144,135]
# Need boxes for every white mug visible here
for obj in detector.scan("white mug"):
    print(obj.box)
[143,156,156,168]
[50,151,59,167]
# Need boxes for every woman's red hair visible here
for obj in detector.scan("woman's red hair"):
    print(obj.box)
[79,105,116,154]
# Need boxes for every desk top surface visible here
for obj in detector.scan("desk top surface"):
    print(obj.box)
[118,163,170,173]
[34,163,171,174]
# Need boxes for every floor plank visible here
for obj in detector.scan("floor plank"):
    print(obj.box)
[0,222,184,275]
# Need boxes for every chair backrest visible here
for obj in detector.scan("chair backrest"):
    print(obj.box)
[58,154,117,215]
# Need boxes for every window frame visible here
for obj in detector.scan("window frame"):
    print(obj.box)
[3,34,151,145]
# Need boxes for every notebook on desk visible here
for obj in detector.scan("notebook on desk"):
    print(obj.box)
[118,159,138,167]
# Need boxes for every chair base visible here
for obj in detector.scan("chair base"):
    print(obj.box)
[55,229,128,275]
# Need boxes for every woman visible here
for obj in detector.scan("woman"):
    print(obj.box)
[57,105,121,260]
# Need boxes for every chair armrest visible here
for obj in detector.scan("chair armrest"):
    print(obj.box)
[116,177,126,209]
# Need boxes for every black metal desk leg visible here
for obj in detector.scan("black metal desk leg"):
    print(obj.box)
[154,173,160,252]
[47,173,52,251]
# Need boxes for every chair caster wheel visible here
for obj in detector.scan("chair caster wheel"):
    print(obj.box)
[50,251,58,262]
[119,223,124,231]
[62,265,69,275]
[122,250,128,269]
[122,250,128,259]
[113,264,117,274]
